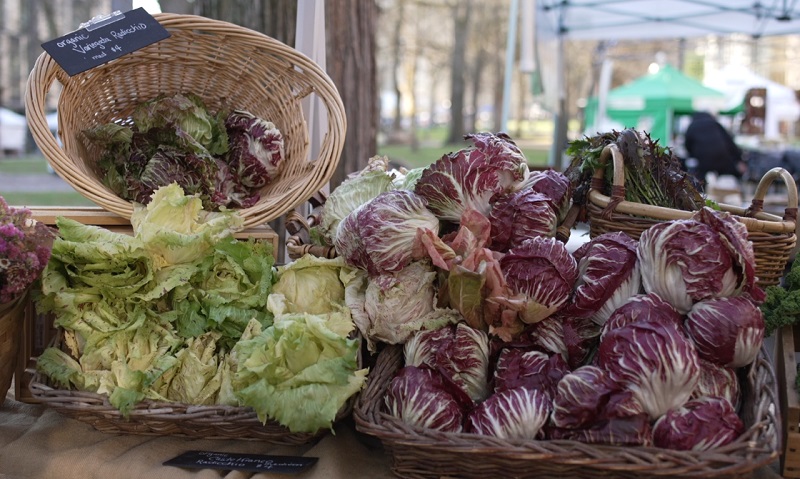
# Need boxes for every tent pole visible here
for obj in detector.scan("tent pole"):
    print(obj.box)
[549,19,568,170]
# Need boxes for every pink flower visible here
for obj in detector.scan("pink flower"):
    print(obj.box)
[0,196,54,304]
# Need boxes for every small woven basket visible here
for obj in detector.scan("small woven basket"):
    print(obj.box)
[28,331,358,444]
[354,344,779,479]
[0,290,30,404]
[25,13,346,229]
[587,143,797,288]
[285,192,337,261]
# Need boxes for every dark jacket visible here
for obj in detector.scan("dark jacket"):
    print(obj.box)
[684,112,743,179]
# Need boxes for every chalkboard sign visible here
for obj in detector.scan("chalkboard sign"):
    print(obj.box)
[163,450,318,474]
[41,8,170,77]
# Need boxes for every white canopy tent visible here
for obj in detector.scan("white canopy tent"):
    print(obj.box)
[533,0,800,166]
[704,64,800,140]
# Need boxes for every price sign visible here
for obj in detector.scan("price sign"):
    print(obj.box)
[163,450,318,474]
[41,8,170,77]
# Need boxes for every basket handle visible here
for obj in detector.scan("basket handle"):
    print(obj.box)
[590,143,627,219]
[284,209,338,260]
[744,167,798,223]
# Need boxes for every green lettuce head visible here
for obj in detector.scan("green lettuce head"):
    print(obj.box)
[131,183,244,268]
[271,255,357,315]
[232,312,367,433]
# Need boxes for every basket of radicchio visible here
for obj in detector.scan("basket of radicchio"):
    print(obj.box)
[25,13,346,228]
[282,130,780,478]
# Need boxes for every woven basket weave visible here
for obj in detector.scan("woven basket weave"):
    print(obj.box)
[25,13,346,229]
[0,290,30,405]
[28,331,358,444]
[354,344,779,479]
[587,143,797,288]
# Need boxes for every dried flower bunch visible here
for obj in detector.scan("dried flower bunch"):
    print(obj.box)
[0,197,54,304]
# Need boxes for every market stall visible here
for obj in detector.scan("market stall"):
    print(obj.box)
[1,9,797,479]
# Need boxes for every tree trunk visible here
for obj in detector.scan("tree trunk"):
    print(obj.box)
[445,0,473,145]
[468,46,486,133]
[326,0,379,188]
[390,1,405,132]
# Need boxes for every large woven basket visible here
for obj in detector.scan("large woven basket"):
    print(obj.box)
[587,143,797,288]
[0,290,30,405]
[28,331,359,444]
[354,344,779,479]
[25,13,346,229]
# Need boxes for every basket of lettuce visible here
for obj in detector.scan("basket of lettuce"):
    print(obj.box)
[30,184,367,443]
[566,128,797,288]
[301,131,780,477]
[25,13,345,229]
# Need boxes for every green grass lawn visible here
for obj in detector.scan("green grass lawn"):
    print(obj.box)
[0,154,92,207]
[1,191,95,207]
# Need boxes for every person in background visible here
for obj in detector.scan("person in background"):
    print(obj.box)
[683,111,746,186]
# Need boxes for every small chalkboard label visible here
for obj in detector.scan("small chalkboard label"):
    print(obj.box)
[163,450,318,474]
[41,7,170,77]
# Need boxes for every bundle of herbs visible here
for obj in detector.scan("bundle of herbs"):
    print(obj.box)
[565,129,705,213]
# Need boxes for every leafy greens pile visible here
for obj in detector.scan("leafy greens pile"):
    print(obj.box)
[565,129,705,212]
[35,184,366,433]
[84,93,285,211]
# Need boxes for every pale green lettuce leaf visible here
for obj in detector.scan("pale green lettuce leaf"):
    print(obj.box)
[130,183,244,268]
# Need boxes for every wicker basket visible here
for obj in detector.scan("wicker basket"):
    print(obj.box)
[28,331,359,444]
[25,13,346,229]
[587,143,797,288]
[354,344,779,479]
[285,192,337,261]
[0,290,30,405]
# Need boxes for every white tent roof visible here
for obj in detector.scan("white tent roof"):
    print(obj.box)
[705,64,800,139]
[0,107,26,127]
[539,0,800,40]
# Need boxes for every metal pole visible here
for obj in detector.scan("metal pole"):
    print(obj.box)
[500,0,519,132]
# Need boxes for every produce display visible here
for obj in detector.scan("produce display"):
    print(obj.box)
[25,126,778,459]
[306,132,768,451]
[84,93,284,211]
[34,184,366,433]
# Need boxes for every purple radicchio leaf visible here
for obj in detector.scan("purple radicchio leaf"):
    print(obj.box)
[519,168,573,222]
[599,292,683,340]
[335,190,440,287]
[597,319,700,420]
[404,322,490,402]
[493,348,570,398]
[385,365,473,432]
[496,236,578,324]
[652,396,744,451]
[465,386,551,440]
[562,315,602,369]
[564,231,641,325]
[691,359,740,409]
[685,296,764,368]
[414,132,529,222]
[224,110,285,188]
[551,365,619,429]
[637,207,764,314]
[489,190,557,252]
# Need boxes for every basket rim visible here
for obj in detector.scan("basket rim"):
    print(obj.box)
[24,12,347,229]
[588,143,797,234]
[354,344,780,478]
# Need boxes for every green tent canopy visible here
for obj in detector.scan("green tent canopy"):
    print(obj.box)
[584,64,728,146]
